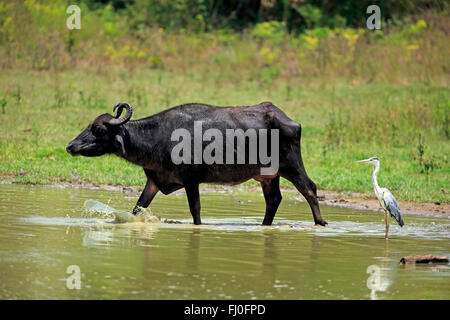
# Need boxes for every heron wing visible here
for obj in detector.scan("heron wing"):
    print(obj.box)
[381,189,404,227]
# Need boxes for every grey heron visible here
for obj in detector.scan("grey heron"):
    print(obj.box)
[357,157,404,239]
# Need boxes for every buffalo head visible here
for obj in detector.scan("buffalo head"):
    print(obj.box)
[66,102,132,157]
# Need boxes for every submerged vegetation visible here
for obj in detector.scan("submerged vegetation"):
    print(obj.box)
[0,1,448,203]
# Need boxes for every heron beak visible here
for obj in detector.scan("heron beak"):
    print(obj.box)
[357,159,370,163]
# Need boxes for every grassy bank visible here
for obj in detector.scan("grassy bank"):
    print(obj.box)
[0,69,448,203]
[0,1,448,203]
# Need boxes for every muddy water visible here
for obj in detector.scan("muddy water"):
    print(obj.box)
[0,184,448,299]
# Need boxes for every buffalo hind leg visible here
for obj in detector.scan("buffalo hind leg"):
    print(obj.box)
[281,169,327,226]
[185,184,201,225]
[132,171,159,215]
[261,176,283,225]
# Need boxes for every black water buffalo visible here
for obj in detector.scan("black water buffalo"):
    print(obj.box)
[66,101,327,226]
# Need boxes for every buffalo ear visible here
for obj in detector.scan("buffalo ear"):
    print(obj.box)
[114,135,126,154]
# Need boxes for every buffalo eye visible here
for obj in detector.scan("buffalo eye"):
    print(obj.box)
[92,124,107,136]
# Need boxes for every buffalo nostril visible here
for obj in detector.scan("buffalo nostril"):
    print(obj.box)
[66,143,75,154]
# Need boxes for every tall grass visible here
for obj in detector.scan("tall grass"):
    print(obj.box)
[0,69,448,202]
[0,1,449,85]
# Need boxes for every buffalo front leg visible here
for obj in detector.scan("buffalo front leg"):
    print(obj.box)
[261,176,283,226]
[185,184,201,225]
[132,176,159,215]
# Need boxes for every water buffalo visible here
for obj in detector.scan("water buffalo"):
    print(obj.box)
[66,102,327,226]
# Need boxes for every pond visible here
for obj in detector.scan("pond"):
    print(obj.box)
[0,184,448,299]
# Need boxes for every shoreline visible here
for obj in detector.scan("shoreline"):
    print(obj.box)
[1,180,448,218]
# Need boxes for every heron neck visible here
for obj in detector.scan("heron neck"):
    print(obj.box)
[372,162,381,194]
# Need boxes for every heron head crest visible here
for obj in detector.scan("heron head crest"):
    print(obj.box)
[357,157,379,164]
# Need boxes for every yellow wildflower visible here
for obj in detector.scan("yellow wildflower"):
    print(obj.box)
[407,44,419,51]
[303,35,318,50]
[416,19,427,29]
[3,16,12,28]
[259,47,278,65]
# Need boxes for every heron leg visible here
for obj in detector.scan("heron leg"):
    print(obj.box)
[384,210,389,240]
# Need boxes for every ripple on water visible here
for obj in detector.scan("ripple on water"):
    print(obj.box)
[16,198,450,241]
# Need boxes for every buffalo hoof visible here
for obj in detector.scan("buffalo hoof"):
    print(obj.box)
[132,206,144,216]
[315,220,328,226]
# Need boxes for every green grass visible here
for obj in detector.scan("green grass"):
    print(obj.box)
[0,69,448,203]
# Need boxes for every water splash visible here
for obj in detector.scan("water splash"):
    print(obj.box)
[83,199,115,218]
[83,199,170,223]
